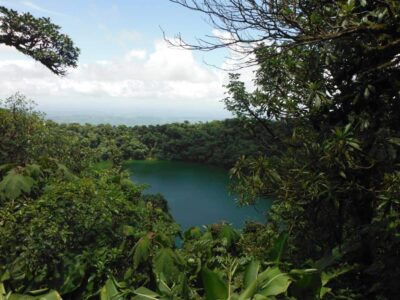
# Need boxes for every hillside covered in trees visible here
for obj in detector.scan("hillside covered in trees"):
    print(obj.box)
[49,118,282,168]
[1,1,400,299]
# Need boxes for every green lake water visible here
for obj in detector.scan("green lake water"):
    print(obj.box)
[125,160,270,230]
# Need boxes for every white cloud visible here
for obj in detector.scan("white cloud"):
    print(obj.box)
[125,49,147,61]
[0,40,225,103]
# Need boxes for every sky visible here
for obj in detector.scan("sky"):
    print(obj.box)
[0,0,256,124]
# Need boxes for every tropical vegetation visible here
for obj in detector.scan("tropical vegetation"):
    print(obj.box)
[1,0,400,299]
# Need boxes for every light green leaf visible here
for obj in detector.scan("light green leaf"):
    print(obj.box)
[243,261,260,289]
[201,268,228,300]
[100,278,123,300]
[258,267,291,297]
[8,290,61,300]
[320,286,332,298]
[0,169,35,200]
[253,294,268,300]
[133,287,160,300]
[238,280,258,300]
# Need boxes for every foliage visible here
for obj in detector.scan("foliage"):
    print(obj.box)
[83,226,353,300]
[59,119,271,168]
[0,283,62,300]
[169,0,400,298]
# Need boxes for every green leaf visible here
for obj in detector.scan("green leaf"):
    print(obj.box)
[258,267,291,297]
[320,286,332,298]
[7,290,62,300]
[238,261,261,300]
[133,287,160,300]
[238,280,258,300]
[0,169,35,201]
[344,123,352,134]
[243,261,260,289]
[158,279,172,296]
[388,137,400,146]
[174,274,190,299]
[321,265,354,286]
[100,278,123,300]
[201,268,228,300]
[269,232,288,262]
[252,295,268,300]
[153,248,181,282]
[133,236,151,269]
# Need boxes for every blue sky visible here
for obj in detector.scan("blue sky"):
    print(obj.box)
[1,0,225,63]
[0,0,251,124]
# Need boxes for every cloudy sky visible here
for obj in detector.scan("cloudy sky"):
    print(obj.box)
[0,0,256,124]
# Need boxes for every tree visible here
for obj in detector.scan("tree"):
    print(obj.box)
[0,93,44,164]
[171,0,400,298]
[0,6,79,75]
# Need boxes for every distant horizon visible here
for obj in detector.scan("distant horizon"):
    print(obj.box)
[44,111,233,126]
[0,0,255,120]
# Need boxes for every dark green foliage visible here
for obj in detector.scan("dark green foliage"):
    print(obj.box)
[0,169,178,298]
[0,93,44,165]
[133,119,272,167]
[58,119,268,168]
[202,0,400,298]
[0,6,79,75]
[168,0,400,298]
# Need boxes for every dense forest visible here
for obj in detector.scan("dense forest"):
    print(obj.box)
[54,119,279,167]
[1,1,400,300]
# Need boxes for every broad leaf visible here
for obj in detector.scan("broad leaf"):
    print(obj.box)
[153,248,181,282]
[133,287,160,300]
[7,290,61,300]
[201,268,228,300]
[100,278,123,300]
[258,267,291,297]
[133,236,151,269]
[243,260,260,289]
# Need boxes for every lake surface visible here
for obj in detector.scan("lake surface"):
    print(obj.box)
[125,160,269,230]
